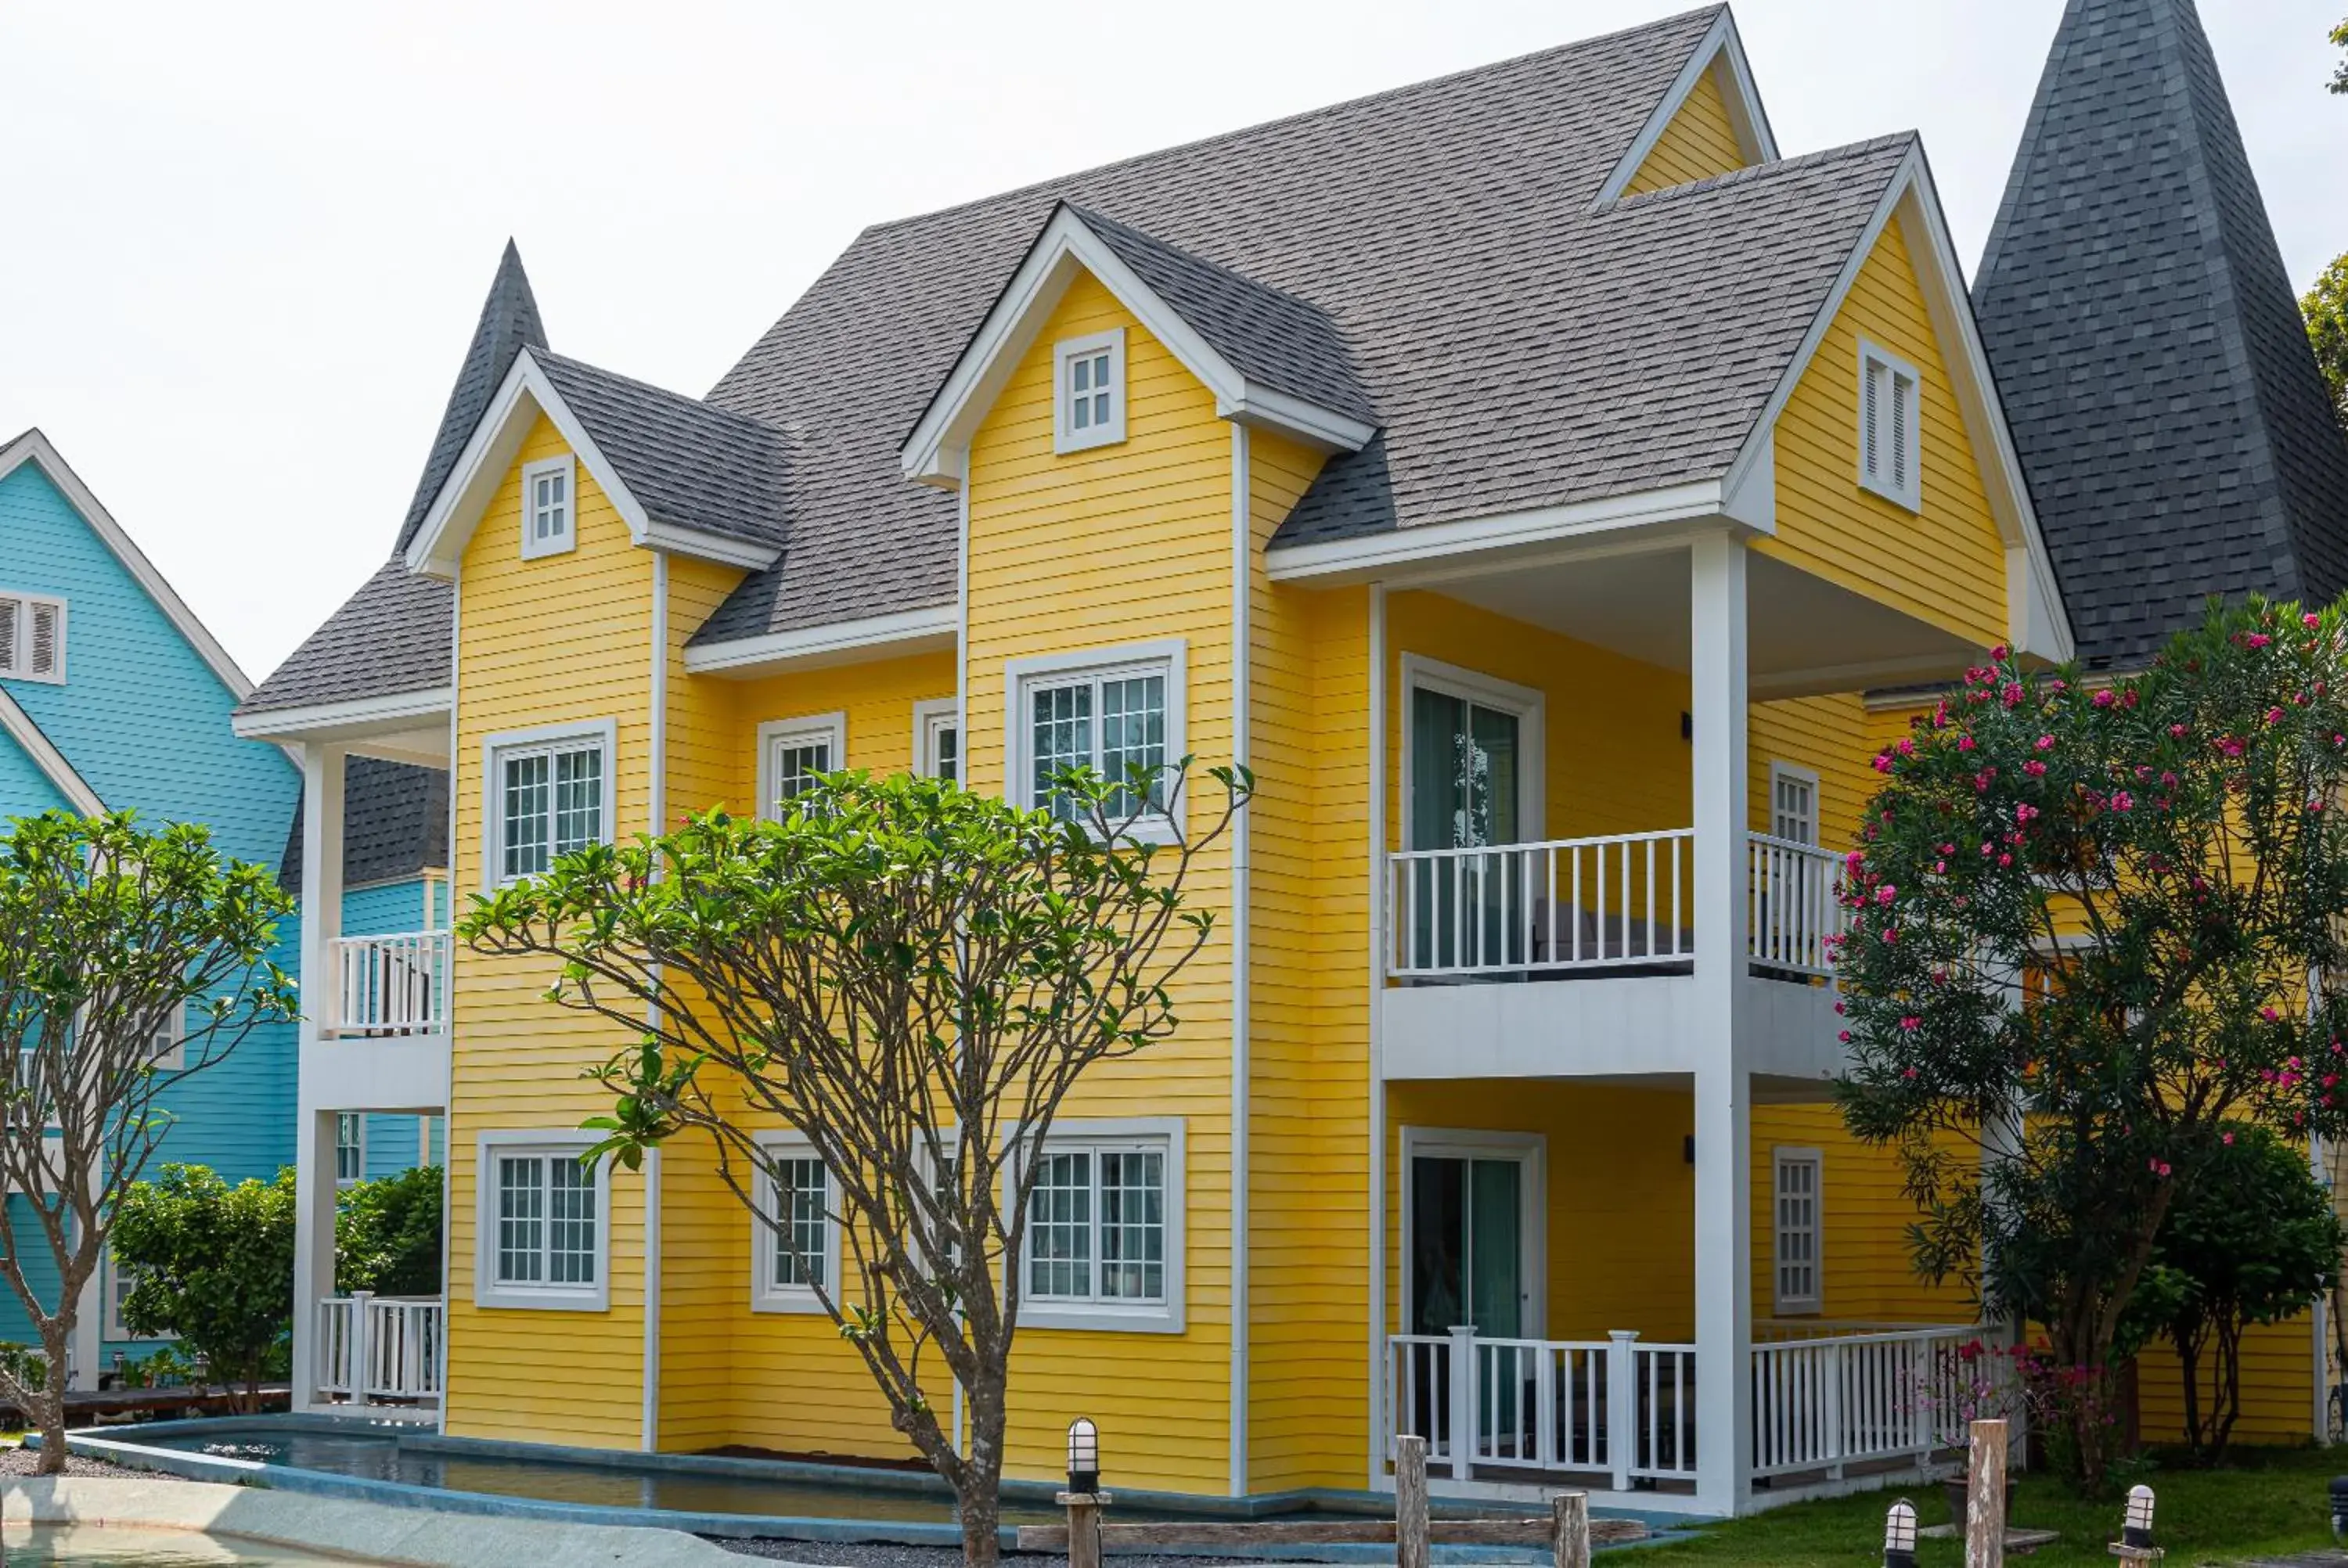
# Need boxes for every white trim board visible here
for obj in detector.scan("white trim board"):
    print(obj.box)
[1263,482,1741,585]
[0,687,106,815]
[231,686,454,743]
[471,1129,614,1314]
[403,350,782,579]
[477,717,619,891]
[0,429,258,701]
[682,605,957,678]
[899,207,1376,487]
[1590,8,1779,209]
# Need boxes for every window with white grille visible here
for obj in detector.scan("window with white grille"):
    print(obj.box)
[913,699,960,785]
[1770,762,1820,846]
[476,1135,609,1310]
[1023,664,1171,829]
[0,592,67,683]
[335,1112,365,1187]
[1773,1148,1823,1314]
[1857,340,1922,511]
[752,1133,837,1313]
[1017,1119,1185,1332]
[487,723,613,884]
[520,455,576,559]
[1053,329,1127,454]
[148,1002,186,1073]
[756,713,845,819]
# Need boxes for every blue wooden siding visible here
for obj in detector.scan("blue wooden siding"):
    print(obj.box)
[0,729,71,818]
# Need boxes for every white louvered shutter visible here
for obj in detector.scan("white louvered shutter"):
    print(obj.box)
[0,598,17,674]
[28,600,59,678]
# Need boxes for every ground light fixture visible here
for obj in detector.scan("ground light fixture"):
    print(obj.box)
[2332,1474,2348,1539]
[2112,1483,2163,1561]
[1881,1498,1917,1568]
[1067,1416,1100,1495]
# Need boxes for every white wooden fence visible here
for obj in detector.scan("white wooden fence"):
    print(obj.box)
[1387,830,1845,980]
[315,1292,444,1405]
[1389,1324,1986,1491]
[328,932,450,1036]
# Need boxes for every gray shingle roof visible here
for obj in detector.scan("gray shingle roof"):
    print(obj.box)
[534,350,789,551]
[1066,205,1377,426]
[1972,0,2348,671]
[699,6,1910,641]
[395,240,547,557]
[279,757,449,894]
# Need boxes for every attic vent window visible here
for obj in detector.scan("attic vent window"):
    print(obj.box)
[1054,329,1127,455]
[1857,340,1922,512]
[0,592,67,684]
[520,455,577,559]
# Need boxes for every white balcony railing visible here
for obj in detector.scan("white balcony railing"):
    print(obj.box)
[1388,1324,1987,1491]
[328,931,449,1036]
[315,1292,444,1404]
[1386,829,1846,980]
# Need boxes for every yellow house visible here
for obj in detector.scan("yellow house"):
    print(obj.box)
[229,1,2335,1520]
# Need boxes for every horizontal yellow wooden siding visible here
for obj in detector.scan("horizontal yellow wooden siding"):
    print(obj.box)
[1623,66,1749,194]
[963,272,1236,1494]
[445,414,654,1448]
[1758,214,2008,651]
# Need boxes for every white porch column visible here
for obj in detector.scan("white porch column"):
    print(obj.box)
[1689,534,1752,1514]
[290,743,344,1415]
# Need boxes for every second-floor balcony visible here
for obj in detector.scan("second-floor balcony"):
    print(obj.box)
[326,931,450,1038]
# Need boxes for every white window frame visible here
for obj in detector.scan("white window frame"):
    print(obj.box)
[519,455,578,560]
[755,711,847,820]
[103,1252,171,1343]
[1399,655,1547,851]
[474,1130,611,1311]
[912,697,961,784]
[1768,761,1820,847]
[750,1131,841,1315]
[1397,1126,1549,1340]
[0,591,68,685]
[147,1001,186,1073]
[1005,640,1187,845]
[1053,329,1128,455]
[1772,1145,1824,1316]
[1009,1117,1186,1333]
[335,1111,366,1189]
[480,718,618,890]
[1856,338,1922,512]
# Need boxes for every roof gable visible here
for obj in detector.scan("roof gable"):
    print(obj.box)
[901,205,1377,485]
[1597,5,1777,204]
[1972,0,2348,670]
[394,239,547,556]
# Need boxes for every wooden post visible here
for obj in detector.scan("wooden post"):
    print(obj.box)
[1965,1418,2008,1568]
[1058,1491,1107,1568]
[1551,1491,1591,1568]
[1395,1433,1429,1568]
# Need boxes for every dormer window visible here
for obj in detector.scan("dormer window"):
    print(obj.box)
[520,455,576,559]
[1856,340,1921,512]
[0,591,67,684]
[1054,329,1127,455]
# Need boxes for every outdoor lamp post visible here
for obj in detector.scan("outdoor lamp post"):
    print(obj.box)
[1882,1498,1918,1568]
[1067,1415,1100,1495]
[2332,1475,2348,1540]
[2112,1483,2163,1562]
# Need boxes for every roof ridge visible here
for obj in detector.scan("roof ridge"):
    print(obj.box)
[857,7,1728,239]
[1612,129,1916,207]
[531,345,782,438]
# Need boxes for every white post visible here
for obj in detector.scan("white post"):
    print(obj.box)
[1608,1330,1639,1491]
[1448,1323,1475,1481]
[1690,534,1752,1516]
[290,743,344,1415]
[348,1289,374,1406]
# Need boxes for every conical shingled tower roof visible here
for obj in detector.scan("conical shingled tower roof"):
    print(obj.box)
[1973,0,2348,670]
[393,239,548,555]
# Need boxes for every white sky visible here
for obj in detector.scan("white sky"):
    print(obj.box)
[3,0,2342,682]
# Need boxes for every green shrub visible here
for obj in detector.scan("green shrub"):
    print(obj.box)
[336,1165,443,1296]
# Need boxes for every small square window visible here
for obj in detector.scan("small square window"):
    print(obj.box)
[1769,762,1819,847]
[757,713,846,819]
[1053,330,1127,454]
[520,455,577,559]
[1773,1148,1823,1315]
[0,592,67,684]
[1856,340,1922,512]
[477,1135,609,1311]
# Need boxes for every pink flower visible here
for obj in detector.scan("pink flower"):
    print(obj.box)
[2247,633,2272,649]
[1837,1030,1851,1043]
[2111,791,2133,811]
[1897,736,1916,756]
[2261,1007,2280,1023]
[2024,760,2047,777]
[1876,885,1897,906]
[2093,689,2116,707]
[2267,706,2286,725]
[1882,926,1900,944]
[2015,803,2040,823]
[2003,683,2026,709]
[1900,1016,1921,1031]
[2036,735,2056,751]
[1872,753,1894,774]
[2307,613,2322,628]
[2224,1131,2236,1145]
[1998,853,2013,867]
[1933,860,1947,873]
[1991,645,2010,660]
[1958,734,1976,751]
[1845,850,1867,872]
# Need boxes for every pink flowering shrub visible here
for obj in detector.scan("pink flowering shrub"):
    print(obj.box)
[1836,596,2348,1490]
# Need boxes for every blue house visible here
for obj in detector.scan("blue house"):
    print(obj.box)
[0,428,442,1382]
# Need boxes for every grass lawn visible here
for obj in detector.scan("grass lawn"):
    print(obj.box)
[1637,1446,2344,1565]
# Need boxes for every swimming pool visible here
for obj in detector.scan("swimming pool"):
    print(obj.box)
[0,1523,355,1565]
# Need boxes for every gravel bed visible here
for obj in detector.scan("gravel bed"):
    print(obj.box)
[712,1545,1259,1568]
[0,1444,151,1480]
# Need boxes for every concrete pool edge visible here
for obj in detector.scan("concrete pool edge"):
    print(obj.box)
[2,1474,761,1566]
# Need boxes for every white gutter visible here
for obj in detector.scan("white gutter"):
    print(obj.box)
[1364,581,1388,1489]
[642,551,670,1453]
[1227,423,1252,1498]
[438,564,463,1434]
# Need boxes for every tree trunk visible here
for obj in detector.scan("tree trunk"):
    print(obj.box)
[956,1373,1007,1568]
[2175,1326,2207,1460]
[35,1320,68,1475]
[2209,1321,2243,1464]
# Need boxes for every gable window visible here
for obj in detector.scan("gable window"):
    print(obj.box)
[757,713,846,818]
[484,721,614,885]
[476,1132,610,1311]
[0,592,67,684]
[1770,761,1820,847]
[520,455,576,559]
[1773,1146,1823,1315]
[336,1112,365,1188]
[913,699,960,786]
[1018,1118,1185,1332]
[1053,329,1127,455]
[752,1133,837,1314]
[1857,340,1922,511]
[1008,642,1186,840]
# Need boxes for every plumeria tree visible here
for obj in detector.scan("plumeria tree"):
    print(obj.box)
[1835,598,2348,1488]
[460,764,1244,1566]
